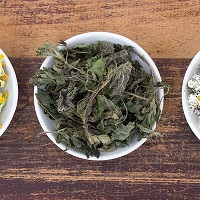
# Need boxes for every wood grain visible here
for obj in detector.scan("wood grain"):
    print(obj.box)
[0,0,200,58]
[0,58,199,200]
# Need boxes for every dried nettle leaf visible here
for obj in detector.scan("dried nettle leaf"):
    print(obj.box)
[30,40,168,158]
[108,61,133,96]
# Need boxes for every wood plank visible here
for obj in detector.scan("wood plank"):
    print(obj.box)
[0,0,200,58]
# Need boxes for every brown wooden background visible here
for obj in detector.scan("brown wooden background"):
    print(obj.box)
[0,1,200,200]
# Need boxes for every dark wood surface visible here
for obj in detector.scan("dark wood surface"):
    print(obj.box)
[0,0,200,199]
[0,58,199,200]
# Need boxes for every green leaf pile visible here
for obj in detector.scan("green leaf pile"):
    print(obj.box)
[30,41,167,158]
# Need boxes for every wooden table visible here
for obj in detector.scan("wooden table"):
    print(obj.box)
[0,1,200,199]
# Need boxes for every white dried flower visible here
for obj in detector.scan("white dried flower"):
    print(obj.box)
[194,85,200,92]
[193,74,200,81]
[188,94,198,107]
[188,80,196,88]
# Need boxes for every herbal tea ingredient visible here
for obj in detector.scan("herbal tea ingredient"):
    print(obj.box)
[187,72,200,122]
[30,41,167,158]
[0,54,8,127]
[0,54,8,88]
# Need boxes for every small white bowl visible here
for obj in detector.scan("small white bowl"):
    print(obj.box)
[34,32,164,160]
[182,51,200,140]
[0,49,18,137]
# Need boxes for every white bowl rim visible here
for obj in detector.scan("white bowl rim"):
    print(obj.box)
[34,31,164,160]
[0,49,18,137]
[182,51,200,140]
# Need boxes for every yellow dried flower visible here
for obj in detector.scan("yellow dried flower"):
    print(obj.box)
[0,54,4,60]
[2,62,5,67]
[0,96,6,104]
[2,74,8,81]
[3,91,8,99]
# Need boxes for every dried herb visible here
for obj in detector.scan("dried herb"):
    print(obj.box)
[30,41,168,158]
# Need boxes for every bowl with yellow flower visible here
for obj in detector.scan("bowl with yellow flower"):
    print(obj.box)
[0,49,18,137]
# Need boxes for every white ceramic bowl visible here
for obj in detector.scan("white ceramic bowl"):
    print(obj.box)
[182,51,200,140]
[34,32,164,160]
[0,49,18,137]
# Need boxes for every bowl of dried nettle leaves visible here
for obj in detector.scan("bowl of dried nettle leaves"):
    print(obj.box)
[30,32,168,160]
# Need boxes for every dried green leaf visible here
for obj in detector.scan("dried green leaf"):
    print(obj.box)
[111,122,135,141]
[96,41,115,56]
[88,57,107,81]
[92,134,111,146]
[126,101,143,114]
[36,42,66,63]
[107,49,131,66]
[137,124,153,134]
[57,88,75,116]
[36,89,61,120]
[77,97,89,118]
[109,61,133,96]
